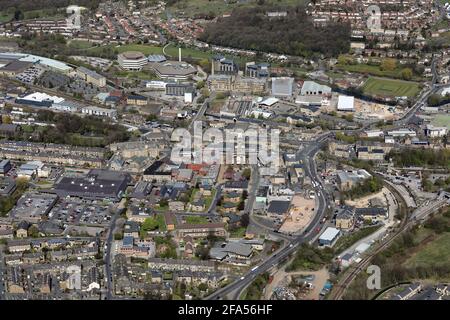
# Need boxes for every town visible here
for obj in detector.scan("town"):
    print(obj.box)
[0,0,449,302]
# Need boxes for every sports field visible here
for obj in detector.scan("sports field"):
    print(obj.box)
[362,77,420,98]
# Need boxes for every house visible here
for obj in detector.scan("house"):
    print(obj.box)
[8,239,31,253]
[355,207,388,223]
[15,221,30,238]
[335,206,355,230]
[223,180,249,192]
[221,202,238,213]
[176,223,227,239]
[169,200,185,212]
[123,221,140,238]
[0,229,13,239]
[391,283,422,300]
[224,192,241,204]
[163,212,176,231]
[127,206,152,223]
[190,199,206,212]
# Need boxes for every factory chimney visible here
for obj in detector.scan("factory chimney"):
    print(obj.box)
[179,48,181,62]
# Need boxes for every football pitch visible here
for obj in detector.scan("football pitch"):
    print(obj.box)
[362,77,420,98]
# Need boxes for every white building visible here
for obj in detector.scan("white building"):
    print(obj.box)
[146,80,167,90]
[318,227,340,247]
[387,128,417,137]
[337,95,355,111]
[81,106,117,118]
[365,130,384,138]
[118,51,148,71]
[424,125,447,138]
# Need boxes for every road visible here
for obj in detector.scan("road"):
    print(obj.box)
[205,133,332,300]
[103,202,126,300]
[0,248,5,299]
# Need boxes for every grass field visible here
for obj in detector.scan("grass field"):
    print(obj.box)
[68,40,96,50]
[404,233,450,268]
[431,114,450,129]
[0,13,13,24]
[362,77,421,98]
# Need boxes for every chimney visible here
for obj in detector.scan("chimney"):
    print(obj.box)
[179,48,181,62]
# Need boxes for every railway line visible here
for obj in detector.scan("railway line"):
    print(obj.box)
[329,184,448,300]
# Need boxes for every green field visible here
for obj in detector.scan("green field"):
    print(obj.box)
[68,40,96,50]
[89,43,213,61]
[404,233,450,268]
[362,77,420,98]
[185,216,208,224]
[431,114,450,129]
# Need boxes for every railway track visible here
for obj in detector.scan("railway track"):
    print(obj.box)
[328,181,439,300]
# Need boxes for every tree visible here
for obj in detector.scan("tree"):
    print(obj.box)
[401,68,413,80]
[1,115,12,124]
[242,168,251,180]
[240,213,250,228]
[28,225,40,238]
[380,58,396,71]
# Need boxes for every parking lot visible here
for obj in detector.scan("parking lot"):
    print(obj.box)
[48,198,113,226]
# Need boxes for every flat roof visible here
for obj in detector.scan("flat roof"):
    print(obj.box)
[337,95,355,110]
[319,227,340,242]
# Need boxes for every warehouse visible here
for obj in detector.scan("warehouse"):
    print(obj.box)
[54,169,131,201]
[318,227,340,247]
[271,77,294,97]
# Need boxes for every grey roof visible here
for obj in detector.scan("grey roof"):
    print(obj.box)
[267,200,291,215]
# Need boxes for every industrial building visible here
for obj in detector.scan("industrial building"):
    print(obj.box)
[271,77,294,97]
[337,95,355,111]
[318,227,340,247]
[54,169,131,201]
[76,66,106,87]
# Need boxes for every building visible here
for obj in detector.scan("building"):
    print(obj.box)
[335,206,355,230]
[54,169,131,201]
[0,159,12,176]
[0,60,33,76]
[271,77,294,97]
[16,92,64,107]
[146,80,167,90]
[245,62,270,78]
[355,207,388,222]
[149,61,196,81]
[127,94,147,105]
[337,95,355,111]
[318,227,340,247]
[336,170,372,191]
[81,106,117,118]
[176,223,227,239]
[211,55,237,75]
[233,77,266,94]
[165,83,194,96]
[147,258,215,272]
[118,51,148,71]
[209,241,253,263]
[300,81,331,96]
[424,125,447,138]
[76,66,106,87]
[10,192,58,223]
[387,128,417,137]
[0,177,15,197]
[267,200,291,218]
[208,74,233,92]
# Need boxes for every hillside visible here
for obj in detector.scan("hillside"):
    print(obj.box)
[199,5,351,58]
